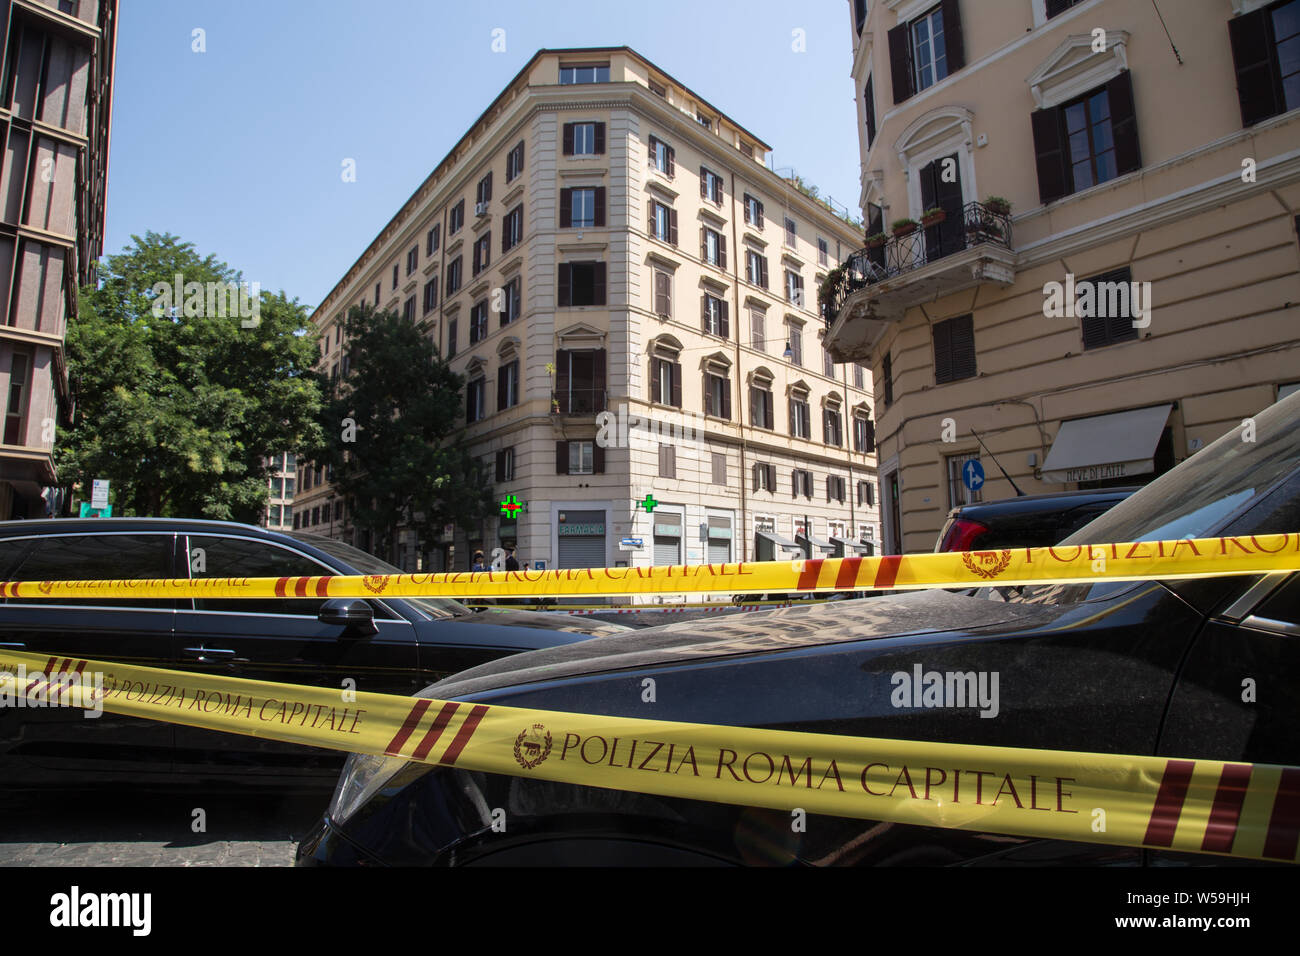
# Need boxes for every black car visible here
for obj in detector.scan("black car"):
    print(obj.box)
[0,519,627,790]
[299,391,1300,865]
[935,487,1139,553]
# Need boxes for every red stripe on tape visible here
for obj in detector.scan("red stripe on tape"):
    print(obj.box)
[411,702,460,761]
[835,557,862,590]
[1143,759,1196,847]
[1263,766,1300,861]
[796,559,824,591]
[315,577,330,597]
[274,578,289,598]
[383,699,431,756]
[1201,763,1252,854]
[440,705,489,766]
[873,556,902,589]
[294,578,309,598]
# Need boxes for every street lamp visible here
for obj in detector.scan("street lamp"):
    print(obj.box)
[783,341,793,361]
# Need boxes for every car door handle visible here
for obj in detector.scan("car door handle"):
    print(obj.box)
[182,646,237,662]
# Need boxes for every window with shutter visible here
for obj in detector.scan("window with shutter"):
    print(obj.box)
[1228,4,1300,127]
[933,314,976,384]
[712,452,727,486]
[654,269,672,317]
[1079,268,1141,350]
[447,319,457,358]
[881,351,893,407]
[864,74,877,148]
[658,444,676,479]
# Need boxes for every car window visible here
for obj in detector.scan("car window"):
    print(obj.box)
[0,534,172,608]
[187,535,341,616]
[1253,575,1300,628]
[288,532,466,619]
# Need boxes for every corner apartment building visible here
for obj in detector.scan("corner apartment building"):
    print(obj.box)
[295,47,879,575]
[261,452,295,531]
[0,0,115,519]
[827,0,1300,553]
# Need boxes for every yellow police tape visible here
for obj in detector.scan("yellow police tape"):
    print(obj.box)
[1,649,1296,862]
[3,533,1299,600]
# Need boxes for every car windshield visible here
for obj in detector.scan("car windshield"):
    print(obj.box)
[985,391,1300,606]
[288,533,470,618]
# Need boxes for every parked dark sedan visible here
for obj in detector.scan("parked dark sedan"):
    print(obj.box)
[934,487,1138,553]
[0,520,626,790]
[300,391,1300,865]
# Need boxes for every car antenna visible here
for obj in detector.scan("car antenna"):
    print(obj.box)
[969,427,1026,497]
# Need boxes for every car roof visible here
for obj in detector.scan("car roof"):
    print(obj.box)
[0,518,283,538]
[946,487,1140,519]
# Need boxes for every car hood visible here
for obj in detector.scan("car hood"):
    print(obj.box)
[423,588,1060,700]
[446,606,632,638]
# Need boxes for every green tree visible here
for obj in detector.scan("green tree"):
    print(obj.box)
[59,232,324,520]
[314,303,493,563]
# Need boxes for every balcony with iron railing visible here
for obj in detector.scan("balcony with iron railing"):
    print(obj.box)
[551,387,607,416]
[821,201,1018,362]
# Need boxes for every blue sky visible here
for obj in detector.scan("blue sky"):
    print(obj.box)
[108,0,863,309]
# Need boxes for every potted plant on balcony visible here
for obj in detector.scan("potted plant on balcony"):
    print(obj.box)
[818,266,846,314]
[921,207,947,227]
[866,232,888,249]
[984,196,1012,216]
[891,217,918,238]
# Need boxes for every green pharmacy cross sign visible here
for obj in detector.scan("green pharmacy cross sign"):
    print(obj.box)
[640,495,659,514]
[499,494,523,519]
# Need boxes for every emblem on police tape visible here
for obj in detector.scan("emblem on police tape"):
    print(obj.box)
[38,580,53,595]
[362,575,388,595]
[960,550,1012,580]
[513,723,552,770]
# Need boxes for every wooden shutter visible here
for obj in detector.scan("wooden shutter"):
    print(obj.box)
[941,0,965,73]
[560,188,572,228]
[669,209,679,246]
[1229,9,1285,127]
[764,391,774,428]
[720,378,731,420]
[594,187,606,227]
[593,442,605,474]
[759,257,769,289]
[495,450,506,482]
[752,463,761,491]
[593,262,607,305]
[556,441,569,474]
[950,314,977,380]
[659,444,674,478]
[648,199,656,236]
[865,75,877,146]
[720,301,729,339]
[756,202,764,229]
[933,318,953,384]
[558,263,571,306]
[792,470,799,499]
[594,123,606,154]
[700,168,709,198]
[1031,108,1069,203]
[888,23,913,104]
[718,235,727,270]
[670,361,682,407]
[465,384,474,422]
[497,369,508,410]
[826,476,833,502]
[666,145,675,176]
[766,464,776,490]
[484,172,493,201]
[700,227,708,261]
[555,350,570,410]
[1106,71,1142,176]
[655,271,669,315]
[562,123,575,155]
[593,348,607,401]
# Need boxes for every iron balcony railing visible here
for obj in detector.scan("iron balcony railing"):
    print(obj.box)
[821,201,1014,323]
[552,388,608,415]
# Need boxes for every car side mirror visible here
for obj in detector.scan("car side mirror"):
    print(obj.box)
[318,598,378,637]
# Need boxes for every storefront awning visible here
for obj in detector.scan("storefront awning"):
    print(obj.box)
[831,536,873,555]
[1041,404,1172,484]
[798,534,837,555]
[756,531,803,554]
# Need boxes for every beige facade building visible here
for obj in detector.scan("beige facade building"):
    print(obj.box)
[261,452,296,532]
[0,0,116,519]
[295,47,879,576]
[827,0,1300,553]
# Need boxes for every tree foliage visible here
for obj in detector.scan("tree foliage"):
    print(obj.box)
[59,232,324,520]
[313,303,493,563]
